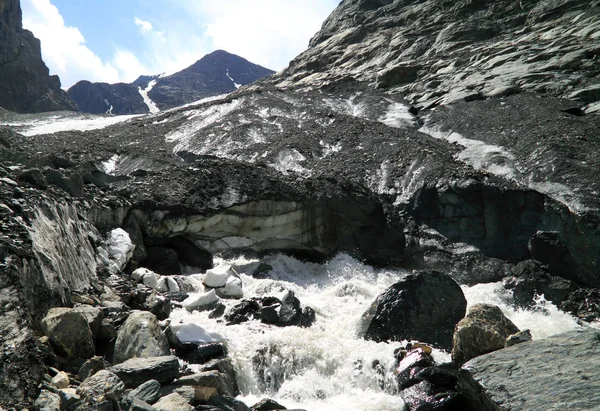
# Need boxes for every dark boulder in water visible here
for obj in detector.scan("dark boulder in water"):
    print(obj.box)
[358,271,466,350]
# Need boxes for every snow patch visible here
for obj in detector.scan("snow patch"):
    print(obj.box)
[378,102,416,128]
[106,228,134,273]
[319,140,342,158]
[138,80,160,113]
[270,149,311,176]
[102,154,120,175]
[226,70,242,89]
[8,114,140,136]
[420,126,518,179]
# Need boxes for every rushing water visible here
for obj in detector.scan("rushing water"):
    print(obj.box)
[168,253,586,411]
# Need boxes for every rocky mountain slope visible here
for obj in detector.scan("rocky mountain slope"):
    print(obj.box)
[0,0,77,112]
[1,0,600,409]
[67,50,275,115]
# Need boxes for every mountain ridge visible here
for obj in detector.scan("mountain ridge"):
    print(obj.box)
[67,50,275,115]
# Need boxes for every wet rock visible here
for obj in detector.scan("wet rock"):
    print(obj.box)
[528,231,579,283]
[109,356,180,388]
[465,329,600,410]
[76,369,125,406]
[252,263,273,278]
[113,311,170,364]
[400,365,500,411]
[505,329,532,347]
[34,389,62,410]
[78,356,112,382]
[197,357,239,395]
[502,259,576,307]
[452,304,520,365]
[396,348,435,390]
[41,308,95,360]
[278,290,302,326]
[153,392,194,411]
[175,342,227,364]
[143,246,181,275]
[251,398,288,410]
[358,271,466,350]
[559,287,600,322]
[225,299,262,325]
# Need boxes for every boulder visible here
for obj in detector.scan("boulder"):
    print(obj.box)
[183,289,221,312]
[129,398,155,411]
[51,371,70,389]
[72,305,104,339]
[168,321,222,346]
[251,398,288,410]
[18,168,47,189]
[206,395,251,411]
[505,329,532,347]
[113,311,170,364]
[503,260,576,307]
[41,308,95,360]
[153,392,194,411]
[143,291,172,321]
[559,287,600,322]
[175,342,227,365]
[175,370,236,397]
[76,369,125,405]
[78,356,112,381]
[465,329,600,410]
[109,356,180,388]
[123,379,161,405]
[34,389,62,410]
[358,271,467,350]
[452,304,520,364]
[278,291,302,326]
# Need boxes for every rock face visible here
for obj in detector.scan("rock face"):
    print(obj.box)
[465,329,600,410]
[0,0,77,112]
[358,271,467,350]
[451,304,520,365]
[67,50,274,114]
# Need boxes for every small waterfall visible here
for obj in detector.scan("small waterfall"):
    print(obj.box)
[169,253,587,410]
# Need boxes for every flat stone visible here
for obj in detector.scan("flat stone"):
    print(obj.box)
[126,379,161,404]
[153,392,194,411]
[109,355,180,388]
[464,329,600,410]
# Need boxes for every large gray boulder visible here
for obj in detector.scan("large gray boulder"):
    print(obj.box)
[452,304,520,364]
[109,356,180,388]
[465,329,600,410]
[113,311,170,364]
[41,307,95,360]
[358,271,467,350]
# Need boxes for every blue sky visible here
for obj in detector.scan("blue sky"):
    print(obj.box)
[21,0,339,89]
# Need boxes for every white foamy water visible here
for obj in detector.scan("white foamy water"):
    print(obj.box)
[170,253,410,411]
[170,254,586,410]
[462,282,582,339]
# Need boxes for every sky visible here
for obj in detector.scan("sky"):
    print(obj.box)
[21,0,339,89]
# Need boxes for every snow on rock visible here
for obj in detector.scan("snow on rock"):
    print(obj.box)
[106,228,134,273]
[138,80,160,114]
[203,265,235,288]
[226,70,242,89]
[157,276,180,293]
[217,277,243,299]
[169,321,224,344]
[183,289,221,312]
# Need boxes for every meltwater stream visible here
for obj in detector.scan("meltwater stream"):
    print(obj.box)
[168,253,584,411]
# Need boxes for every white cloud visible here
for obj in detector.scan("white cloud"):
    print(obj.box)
[134,17,153,34]
[20,0,339,89]
[21,0,121,88]
[185,0,339,71]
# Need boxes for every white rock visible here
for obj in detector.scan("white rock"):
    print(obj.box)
[142,271,159,289]
[156,276,180,293]
[107,228,134,271]
[216,276,243,299]
[169,321,223,344]
[183,289,220,312]
[51,371,70,389]
[202,265,233,288]
[132,267,154,282]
